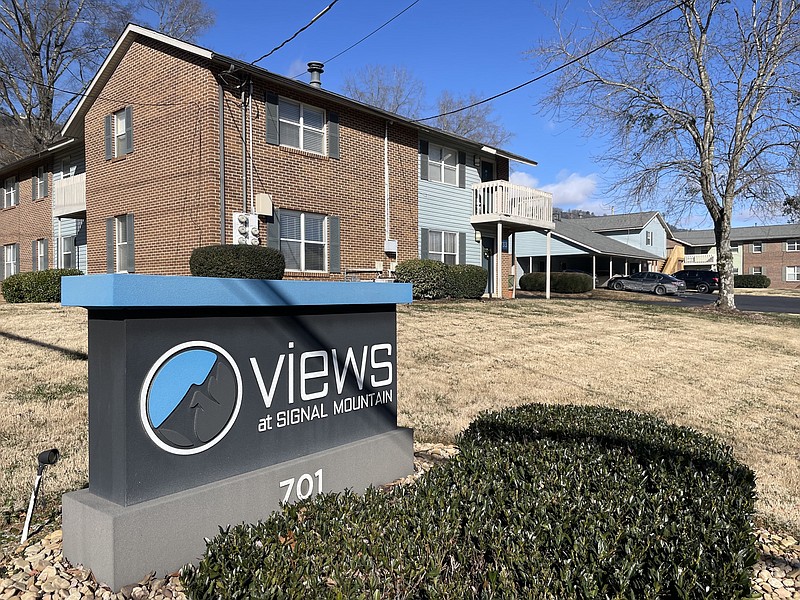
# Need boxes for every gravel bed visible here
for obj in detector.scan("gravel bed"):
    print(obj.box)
[0,443,796,599]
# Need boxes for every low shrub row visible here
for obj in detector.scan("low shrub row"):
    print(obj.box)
[189,245,285,280]
[394,259,487,299]
[519,271,594,294]
[734,274,771,288]
[1,269,83,303]
[181,404,757,599]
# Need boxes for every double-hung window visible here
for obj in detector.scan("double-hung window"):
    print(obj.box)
[33,166,47,200]
[106,214,134,273]
[281,210,327,272]
[34,239,48,271]
[3,176,17,208]
[2,243,18,279]
[645,231,654,246]
[278,98,325,155]
[787,266,800,282]
[428,144,457,186]
[787,240,800,252]
[116,216,130,272]
[751,266,763,275]
[429,230,458,265]
[752,241,762,253]
[105,107,133,159]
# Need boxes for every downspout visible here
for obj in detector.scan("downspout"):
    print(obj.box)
[248,80,254,214]
[241,86,247,213]
[384,121,390,242]
[218,83,226,244]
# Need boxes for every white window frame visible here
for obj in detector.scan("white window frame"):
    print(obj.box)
[281,211,328,273]
[3,243,18,277]
[752,241,762,254]
[3,176,16,208]
[787,240,800,252]
[750,266,763,275]
[787,266,800,282]
[115,216,129,272]
[731,242,739,253]
[428,230,458,265]
[278,98,326,155]
[428,144,458,186]
[36,239,47,271]
[33,166,46,199]
[645,231,654,246]
[60,157,76,179]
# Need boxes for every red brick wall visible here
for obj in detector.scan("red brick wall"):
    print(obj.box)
[0,167,54,276]
[741,240,800,289]
[84,37,419,279]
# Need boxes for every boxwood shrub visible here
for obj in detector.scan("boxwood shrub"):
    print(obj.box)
[182,404,757,599]
[519,271,593,294]
[1,269,82,303]
[734,274,771,288]
[445,264,488,299]
[189,245,285,280]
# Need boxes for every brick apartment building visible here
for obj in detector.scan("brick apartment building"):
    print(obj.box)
[2,25,558,299]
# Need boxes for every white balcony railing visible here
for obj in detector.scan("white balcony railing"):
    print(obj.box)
[684,253,716,265]
[472,181,553,229]
[52,172,86,217]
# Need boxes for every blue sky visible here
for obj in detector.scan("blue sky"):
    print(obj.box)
[198,0,786,228]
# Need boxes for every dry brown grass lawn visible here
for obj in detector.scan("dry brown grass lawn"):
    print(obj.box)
[0,299,797,536]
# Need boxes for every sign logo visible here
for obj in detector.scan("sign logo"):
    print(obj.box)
[140,341,242,455]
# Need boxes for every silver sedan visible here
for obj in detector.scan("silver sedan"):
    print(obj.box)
[608,271,686,296]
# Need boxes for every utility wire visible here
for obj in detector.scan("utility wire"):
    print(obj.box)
[250,0,340,66]
[413,2,684,123]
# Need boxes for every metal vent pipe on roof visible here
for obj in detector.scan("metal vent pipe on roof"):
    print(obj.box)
[307,62,324,87]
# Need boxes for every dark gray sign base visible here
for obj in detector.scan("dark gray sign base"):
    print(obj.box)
[63,428,413,591]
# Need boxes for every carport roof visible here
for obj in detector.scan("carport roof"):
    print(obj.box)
[552,219,663,260]
[672,223,800,246]
[568,211,671,236]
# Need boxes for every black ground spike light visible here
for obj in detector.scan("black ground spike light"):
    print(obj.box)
[20,448,59,544]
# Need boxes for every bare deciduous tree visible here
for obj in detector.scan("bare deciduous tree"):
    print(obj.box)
[341,64,426,119]
[536,0,800,308]
[138,0,213,41]
[435,90,512,147]
[0,0,214,164]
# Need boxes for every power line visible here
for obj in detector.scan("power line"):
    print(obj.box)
[413,2,684,124]
[250,0,341,66]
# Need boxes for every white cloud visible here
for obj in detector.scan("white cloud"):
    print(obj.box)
[286,59,308,80]
[511,170,606,213]
[509,171,540,189]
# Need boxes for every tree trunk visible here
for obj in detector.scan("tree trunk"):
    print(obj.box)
[714,215,736,310]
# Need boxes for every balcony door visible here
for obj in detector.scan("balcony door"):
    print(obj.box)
[480,160,495,183]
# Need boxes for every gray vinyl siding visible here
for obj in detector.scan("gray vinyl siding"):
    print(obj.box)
[514,230,590,257]
[51,217,87,273]
[51,150,86,181]
[600,220,667,258]
[418,153,482,266]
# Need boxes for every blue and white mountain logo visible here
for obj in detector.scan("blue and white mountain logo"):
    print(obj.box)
[140,342,242,455]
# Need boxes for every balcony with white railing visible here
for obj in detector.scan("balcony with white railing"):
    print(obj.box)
[471,181,554,231]
[683,253,716,266]
[52,172,86,218]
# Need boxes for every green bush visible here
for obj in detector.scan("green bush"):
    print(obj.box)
[394,259,449,299]
[189,245,285,280]
[1,269,82,303]
[182,404,757,600]
[734,274,771,288]
[519,271,593,294]
[445,264,488,299]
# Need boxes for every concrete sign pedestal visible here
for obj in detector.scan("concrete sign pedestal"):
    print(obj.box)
[61,275,414,591]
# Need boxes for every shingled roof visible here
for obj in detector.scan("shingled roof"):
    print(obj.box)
[567,211,672,236]
[552,219,662,260]
[672,223,800,246]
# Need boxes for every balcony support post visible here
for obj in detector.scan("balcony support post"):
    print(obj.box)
[496,222,502,299]
[592,255,596,290]
[546,230,551,300]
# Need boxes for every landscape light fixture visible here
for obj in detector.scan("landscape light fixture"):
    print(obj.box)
[20,448,59,544]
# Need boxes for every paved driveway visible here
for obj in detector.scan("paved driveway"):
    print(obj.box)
[662,292,800,314]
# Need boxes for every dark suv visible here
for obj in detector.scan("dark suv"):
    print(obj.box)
[671,270,719,293]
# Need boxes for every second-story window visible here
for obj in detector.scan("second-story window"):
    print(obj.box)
[105,107,133,159]
[645,231,654,246]
[3,176,18,208]
[33,166,48,199]
[752,241,762,253]
[428,144,457,186]
[279,98,325,154]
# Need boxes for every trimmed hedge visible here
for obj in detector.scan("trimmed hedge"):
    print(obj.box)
[181,404,757,599]
[445,264,488,299]
[395,260,488,300]
[1,269,82,303]
[519,271,593,294]
[189,245,285,280]
[734,274,771,288]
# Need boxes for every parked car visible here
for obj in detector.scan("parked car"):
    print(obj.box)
[671,269,720,293]
[607,271,687,295]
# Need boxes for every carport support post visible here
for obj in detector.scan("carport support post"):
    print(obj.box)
[592,255,596,290]
[511,233,516,299]
[546,230,552,300]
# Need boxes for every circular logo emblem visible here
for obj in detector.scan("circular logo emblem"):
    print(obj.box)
[140,341,242,455]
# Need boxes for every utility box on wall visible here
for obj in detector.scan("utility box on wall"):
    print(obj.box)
[60,275,414,591]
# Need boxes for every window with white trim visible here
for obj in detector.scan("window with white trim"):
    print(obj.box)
[115,216,130,272]
[36,239,48,271]
[751,266,763,275]
[787,240,800,252]
[3,176,17,208]
[731,242,739,253]
[645,231,653,246]
[787,266,800,282]
[752,241,762,253]
[281,210,327,272]
[60,157,76,179]
[428,144,457,186]
[3,243,18,278]
[33,166,47,199]
[61,235,76,269]
[115,110,128,157]
[278,98,325,154]
[428,230,458,265]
